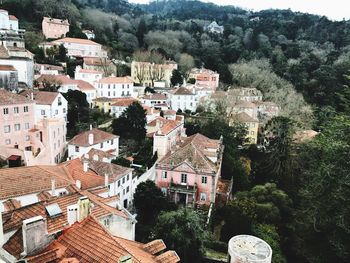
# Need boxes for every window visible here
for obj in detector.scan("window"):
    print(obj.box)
[181,173,187,184]
[127,174,129,181]
[58,97,62,106]
[14,124,20,131]
[41,110,45,115]
[3,108,8,114]
[55,110,58,115]
[118,180,121,187]
[126,186,129,193]
[25,123,29,129]
[24,106,28,112]
[162,171,167,179]
[104,218,110,227]
[25,135,30,141]
[75,146,79,152]
[63,108,66,113]
[5,139,11,145]
[200,193,207,201]
[100,142,103,148]
[161,188,167,195]
[111,139,113,145]
[122,177,125,184]
[4,125,10,133]
[251,131,255,135]
[14,107,19,114]
[202,176,207,184]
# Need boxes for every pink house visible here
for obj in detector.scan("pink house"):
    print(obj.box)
[156,133,224,207]
[42,17,69,39]
[188,68,220,90]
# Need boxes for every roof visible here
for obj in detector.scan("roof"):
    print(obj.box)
[148,117,182,136]
[87,159,133,183]
[164,109,176,115]
[293,130,318,143]
[77,68,102,74]
[26,215,180,263]
[86,148,115,161]
[36,63,64,71]
[158,133,222,174]
[36,74,75,86]
[111,98,137,107]
[231,112,258,123]
[20,90,59,105]
[189,67,217,75]
[173,87,194,95]
[0,89,34,106]
[97,76,133,84]
[83,57,112,67]
[9,15,18,21]
[53,37,100,46]
[76,79,96,91]
[0,64,16,71]
[0,166,72,200]
[232,100,257,109]
[43,17,69,26]
[69,128,118,147]
[143,93,167,100]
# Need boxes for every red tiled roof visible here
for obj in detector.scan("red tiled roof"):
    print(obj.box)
[28,215,180,263]
[83,57,111,67]
[36,74,76,86]
[143,93,167,100]
[164,110,176,115]
[97,76,133,84]
[158,133,222,174]
[86,159,133,183]
[53,37,100,46]
[148,117,182,136]
[9,15,18,21]
[173,87,194,95]
[3,228,23,259]
[111,98,137,107]
[69,128,118,147]
[86,148,115,161]
[77,68,102,74]
[20,90,60,105]
[231,112,258,123]
[0,64,16,71]
[76,79,95,91]
[0,89,34,106]
[43,17,69,26]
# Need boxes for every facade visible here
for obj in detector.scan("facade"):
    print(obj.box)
[188,68,220,90]
[142,93,169,109]
[228,235,272,263]
[83,57,114,75]
[50,37,107,58]
[228,87,263,102]
[95,76,135,98]
[0,65,17,91]
[74,65,103,85]
[42,17,70,39]
[131,60,178,88]
[0,10,19,33]
[229,100,258,119]
[143,105,161,123]
[169,86,198,112]
[205,21,224,34]
[156,134,224,207]
[230,112,259,144]
[83,29,95,39]
[0,90,66,166]
[20,90,68,122]
[0,55,34,88]
[34,63,64,76]
[67,127,119,160]
[110,97,138,118]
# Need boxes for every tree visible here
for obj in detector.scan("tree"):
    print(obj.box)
[178,53,194,79]
[154,208,209,263]
[171,69,183,86]
[111,102,146,142]
[136,18,147,47]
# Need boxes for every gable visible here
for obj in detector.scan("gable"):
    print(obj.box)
[173,161,196,174]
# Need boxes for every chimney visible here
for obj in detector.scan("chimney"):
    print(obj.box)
[104,174,109,187]
[30,92,34,101]
[67,204,78,226]
[93,154,99,161]
[75,180,81,189]
[0,212,4,247]
[77,196,91,222]
[22,216,50,256]
[88,133,94,145]
[51,179,56,196]
[83,159,89,172]
[89,124,93,130]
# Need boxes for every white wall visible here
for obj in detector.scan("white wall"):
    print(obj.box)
[96,82,135,99]
[0,58,34,88]
[170,94,198,112]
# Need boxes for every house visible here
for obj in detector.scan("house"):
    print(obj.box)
[49,37,107,58]
[131,60,178,88]
[83,29,95,39]
[142,93,169,109]
[34,63,64,76]
[0,90,66,166]
[93,97,114,113]
[110,97,138,118]
[147,116,186,159]
[156,134,224,207]
[188,68,219,90]
[83,57,114,75]
[229,100,258,119]
[67,127,119,160]
[0,65,18,91]
[169,86,198,112]
[143,105,161,123]
[230,112,259,144]
[163,109,177,120]
[0,9,19,34]
[42,17,69,39]
[255,101,279,123]
[205,21,224,34]
[74,65,103,85]
[20,90,68,122]
[2,213,179,263]
[95,76,135,99]
[0,192,137,258]
[228,87,263,102]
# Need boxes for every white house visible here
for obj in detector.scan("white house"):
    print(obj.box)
[0,55,34,88]
[205,21,224,34]
[74,65,103,85]
[83,29,95,40]
[51,37,107,58]
[95,76,135,99]
[169,86,198,112]
[142,93,169,109]
[20,90,68,122]
[110,97,138,118]
[0,9,19,33]
[67,127,119,160]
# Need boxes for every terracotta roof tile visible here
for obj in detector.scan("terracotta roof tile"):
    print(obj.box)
[148,117,182,136]
[53,38,100,46]
[111,98,137,107]
[86,148,115,161]
[97,76,133,84]
[3,199,21,211]
[0,64,16,71]
[143,93,167,100]
[155,250,180,263]
[143,240,166,254]
[69,128,118,147]
[9,15,18,21]
[3,228,23,259]
[20,90,59,105]
[86,159,132,182]
[43,17,69,26]
[173,87,194,95]
[77,68,102,74]
[231,112,258,123]
[0,89,34,106]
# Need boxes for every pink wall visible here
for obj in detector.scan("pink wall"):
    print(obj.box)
[42,20,69,39]
[156,169,214,206]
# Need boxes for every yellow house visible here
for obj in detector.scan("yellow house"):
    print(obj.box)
[93,97,114,113]
[230,112,259,144]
